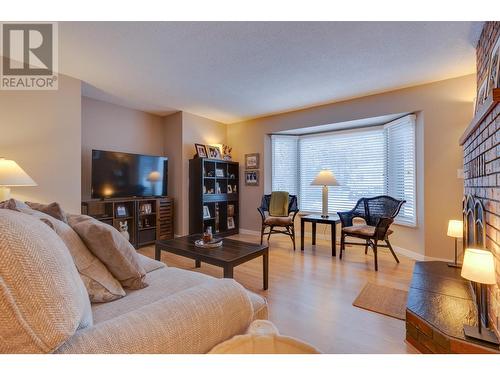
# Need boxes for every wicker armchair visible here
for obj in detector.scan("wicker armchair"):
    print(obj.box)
[337,195,405,271]
[258,194,299,250]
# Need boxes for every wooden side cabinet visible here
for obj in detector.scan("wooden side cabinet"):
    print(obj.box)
[82,196,174,248]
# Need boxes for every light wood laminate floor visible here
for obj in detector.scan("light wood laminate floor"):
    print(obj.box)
[140,233,417,354]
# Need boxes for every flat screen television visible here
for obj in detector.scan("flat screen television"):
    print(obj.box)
[91,150,168,199]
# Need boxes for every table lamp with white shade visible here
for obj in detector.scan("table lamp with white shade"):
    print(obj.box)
[0,158,37,201]
[461,248,499,345]
[447,220,463,268]
[311,169,339,218]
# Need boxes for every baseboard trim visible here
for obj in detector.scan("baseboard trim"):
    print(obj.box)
[238,228,451,262]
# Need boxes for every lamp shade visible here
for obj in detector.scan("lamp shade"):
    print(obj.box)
[311,169,339,186]
[447,220,463,238]
[461,248,496,285]
[0,158,37,187]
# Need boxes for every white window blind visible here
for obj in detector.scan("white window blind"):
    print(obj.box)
[385,115,416,225]
[271,135,298,196]
[271,114,417,226]
[299,128,386,213]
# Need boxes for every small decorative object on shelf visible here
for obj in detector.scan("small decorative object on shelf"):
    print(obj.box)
[222,144,232,160]
[215,168,225,177]
[118,221,129,241]
[115,204,128,218]
[486,35,500,94]
[245,153,259,169]
[207,145,222,159]
[227,216,235,229]
[195,143,208,158]
[245,170,259,186]
[227,185,233,193]
[140,203,152,214]
[203,205,211,219]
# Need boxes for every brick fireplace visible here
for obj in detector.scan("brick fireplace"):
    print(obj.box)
[461,21,500,336]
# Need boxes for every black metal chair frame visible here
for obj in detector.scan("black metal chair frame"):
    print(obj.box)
[258,194,299,250]
[337,195,405,271]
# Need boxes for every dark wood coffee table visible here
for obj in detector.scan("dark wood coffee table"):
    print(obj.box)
[155,234,269,290]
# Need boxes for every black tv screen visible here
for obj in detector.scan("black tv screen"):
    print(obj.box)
[91,150,168,199]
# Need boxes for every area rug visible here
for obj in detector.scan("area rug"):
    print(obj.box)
[352,282,408,320]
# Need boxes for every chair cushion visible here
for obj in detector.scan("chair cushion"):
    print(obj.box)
[343,224,393,237]
[0,209,92,353]
[67,214,147,290]
[269,192,289,217]
[264,216,293,226]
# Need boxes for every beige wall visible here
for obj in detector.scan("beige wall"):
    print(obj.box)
[80,99,225,236]
[0,74,82,213]
[81,97,165,200]
[227,75,475,260]
[163,112,183,235]
[180,112,226,235]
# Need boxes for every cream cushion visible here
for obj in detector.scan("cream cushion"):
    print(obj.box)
[0,209,92,353]
[68,214,147,289]
[18,207,126,303]
[209,320,321,354]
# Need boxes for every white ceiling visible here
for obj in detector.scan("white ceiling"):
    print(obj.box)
[59,22,483,124]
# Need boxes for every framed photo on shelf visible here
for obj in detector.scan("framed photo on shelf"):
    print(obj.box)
[227,204,235,217]
[227,217,235,229]
[245,153,259,169]
[140,203,152,214]
[215,168,225,177]
[115,204,128,218]
[195,143,208,158]
[203,205,211,219]
[245,170,259,186]
[207,145,222,159]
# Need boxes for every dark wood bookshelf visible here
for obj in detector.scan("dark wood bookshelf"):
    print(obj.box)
[81,196,174,248]
[189,157,239,237]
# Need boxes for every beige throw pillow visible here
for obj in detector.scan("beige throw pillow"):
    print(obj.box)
[18,207,126,303]
[68,214,147,290]
[0,209,92,353]
[26,201,68,223]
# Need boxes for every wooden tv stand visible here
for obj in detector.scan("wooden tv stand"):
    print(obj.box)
[81,196,174,248]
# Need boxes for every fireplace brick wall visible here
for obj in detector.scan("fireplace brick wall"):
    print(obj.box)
[463,21,500,335]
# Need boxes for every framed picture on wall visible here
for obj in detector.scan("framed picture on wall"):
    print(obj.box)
[245,170,259,186]
[245,153,260,169]
[475,77,488,113]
